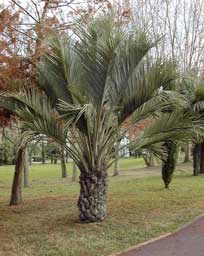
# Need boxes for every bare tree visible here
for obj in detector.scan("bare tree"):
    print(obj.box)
[130,0,204,74]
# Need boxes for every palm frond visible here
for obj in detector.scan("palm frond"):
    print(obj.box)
[37,35,80,104]
[0,88,67,145]
[131,90,188,123]
[57,100,94,128]
[74,16,123,107]
[113,58,177,123]
[129,110,202,151]
[193,101,204,112]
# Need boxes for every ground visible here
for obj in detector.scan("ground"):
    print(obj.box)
[0,158,204,256]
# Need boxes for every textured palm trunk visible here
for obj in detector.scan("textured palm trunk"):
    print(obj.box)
[24,149,29,187]
[10,147,25,205]
[78,171,107,222]
[200,142,204,174]
[162,141,177,189]
[193,143,201,176]
[61,149,67,178]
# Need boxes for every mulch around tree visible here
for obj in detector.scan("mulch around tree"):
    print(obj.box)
[111,216,204,256]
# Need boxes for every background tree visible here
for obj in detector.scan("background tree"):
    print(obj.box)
[72,161,77,182]
[60,147,67,178]
[10,146,25,205]
[41,141,46,164]
[193,143,201,176]
[23,148,29,187]
[113,142,120,176]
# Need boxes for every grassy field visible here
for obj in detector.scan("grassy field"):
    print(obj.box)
[0,158,204,256]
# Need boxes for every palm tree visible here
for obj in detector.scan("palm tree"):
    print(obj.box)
[178,77,204,176]
[158,74,204,188]
[0,16,197,222]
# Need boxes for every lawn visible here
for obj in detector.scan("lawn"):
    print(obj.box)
[0,158,204,256]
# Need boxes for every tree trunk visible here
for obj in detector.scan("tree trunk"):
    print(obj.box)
[24,148,29,187]
[78,171,107,222]
[41,142,46,164]
[54,158,57,164]
[51,156,53,164]
[10,147,25,205]
[200,142,204,174]
[72,161,77,182]
[113,143,119,176]
[143,154,149,167]
[193,143,201,176]
[28,150,32,165]
[65,151,69,163]
[61,148,67,178]
[148,152,155,167]
[143,152,155,168]
[162,141,178,189]
[183,143,190,163]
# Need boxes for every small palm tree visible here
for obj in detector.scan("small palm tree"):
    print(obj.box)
[181,78,204,175]
[161,76,204,184]
[0,16,197,222]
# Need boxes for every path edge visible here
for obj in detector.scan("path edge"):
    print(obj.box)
[108,214,204,256]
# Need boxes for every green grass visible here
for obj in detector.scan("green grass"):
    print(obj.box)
[0,158,204,256]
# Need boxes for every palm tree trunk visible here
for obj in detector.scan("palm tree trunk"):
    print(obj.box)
[72,161,77,182]
[24,148,29,187]
[113,143,119,176]
[78,171,107,222]
[193,143,201,176]
[10,147,25,205]
[162,141,178,189]
[61,148,67,178]
[200,142,204,174]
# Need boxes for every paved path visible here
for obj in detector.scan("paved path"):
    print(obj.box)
[113,216,204,256]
